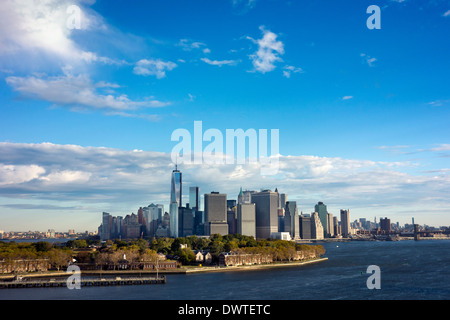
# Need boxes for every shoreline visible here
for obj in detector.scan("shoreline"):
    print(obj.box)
[184,257,328,274]
[0,257,328,281]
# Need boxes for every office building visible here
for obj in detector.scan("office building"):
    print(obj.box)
[178,206,194,237]
[311,212,324,240]
[380,217,391,233]
[237,203,256,238]
[238,188,255,205]
[169,165,182,238]
[299,214,312,240]
[251,190,278,239]
[204,192,228,236]
[327,213,334,237]
[340,209,350,237]
[189,186,200,210]
[285,201,300,239]
[314,201,328,238]
[101,212,112,241]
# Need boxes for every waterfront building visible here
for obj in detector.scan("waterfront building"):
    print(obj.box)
[101,212,112,240]
[340,209,350,237]
[333,216,340,236]
[327,213,334,237]
[299,214,312,240]
[380,217,391,233]
[178,206,194,237]
[204,192,228,236]
[251,190,279,240]
[285,201,300,239]
[311,212,324,240]
[314,202,328,238]
[169,165,182,238]
[237,203,256,238]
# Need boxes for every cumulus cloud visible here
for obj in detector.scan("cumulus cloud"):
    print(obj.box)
[248,26,285,73]
[0,0,111,66]
[133,59,177,79]
[6,69,170,111]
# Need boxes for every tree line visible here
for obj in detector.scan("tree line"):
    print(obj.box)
[1,235,325,269]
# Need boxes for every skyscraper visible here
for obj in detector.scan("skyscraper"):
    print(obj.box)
[340,209,350,237]
[314,201,328,238]
[285,201,299,239]
[299,214,312,240]
[204,192,228,236]
[170,165,182,238]
[251,190,278,239]
[311,212,324,240]
[189,186,200,210]
[380,217,391,233]
[237,203,256,238]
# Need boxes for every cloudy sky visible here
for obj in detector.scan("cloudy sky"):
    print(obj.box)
[0,0,449,232]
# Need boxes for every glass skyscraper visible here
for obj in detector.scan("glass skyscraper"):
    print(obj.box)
[170,165,182,238]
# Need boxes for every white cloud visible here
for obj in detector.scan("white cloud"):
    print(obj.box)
[443,10,450,17]
[248,26,285,73]
[341,96,354,100]
[201,58,238,67]
[0,164,45,186]
[133,59,177,79]
[6,70,170,111]
[178,39,209,52]
[0,0,112,66]
[360,53,377,67]
[283,65,303,78]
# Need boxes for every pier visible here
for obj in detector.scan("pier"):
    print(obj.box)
[0,276,166,289]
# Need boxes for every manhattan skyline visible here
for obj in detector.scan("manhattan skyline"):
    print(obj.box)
[0,0,449,231]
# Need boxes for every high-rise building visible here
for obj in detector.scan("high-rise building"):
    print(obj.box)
[327,213,334,237]
[178,206,194,237]
[311,212,324,240]
[333,216,340,236]
[204,192,228,236]
[299,214,312,240]
[237,203,256,238]
[314,202,328,238]
[238,188,255,205]
[280,193,287,209]
[101,212,112,241]
[189,186,200,210]
[285,201,299,239]
[380,217,391,233]
[144,204,164,237]
[169,165,182,238]
[251,190,278,239]
[340,209,350,237]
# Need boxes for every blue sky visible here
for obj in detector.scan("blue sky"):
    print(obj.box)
[0,0,449,231]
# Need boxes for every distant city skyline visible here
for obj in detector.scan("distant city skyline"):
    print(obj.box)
[0,1,449,231]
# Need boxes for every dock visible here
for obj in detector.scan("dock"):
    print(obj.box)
[0,276,166,289]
